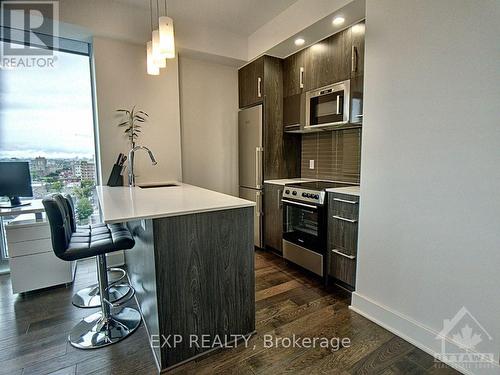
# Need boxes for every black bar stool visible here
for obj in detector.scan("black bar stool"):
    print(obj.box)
[43,194,141,349]
[63,194,132,308]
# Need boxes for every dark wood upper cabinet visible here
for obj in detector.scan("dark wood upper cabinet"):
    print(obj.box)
[304,39,331,91]
[238,57,264,109]
[262,56,301,180]
[304,28,352,91]
[238,56,301,179]
[264,183,283,253]
[350,21,365,78]
[283,48,306,97]
[333,27,353,82]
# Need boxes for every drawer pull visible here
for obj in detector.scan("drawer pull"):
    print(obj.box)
[332,249,356,260]
[333,198,358,205]
[333,215,357,223]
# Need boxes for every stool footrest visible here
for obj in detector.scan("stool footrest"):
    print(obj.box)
[103,284,135,308]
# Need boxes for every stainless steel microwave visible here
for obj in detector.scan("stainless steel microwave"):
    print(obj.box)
[305,80,350,131]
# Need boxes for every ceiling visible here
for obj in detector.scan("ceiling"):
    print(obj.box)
[116,0,300,36]
[266,0,365,58]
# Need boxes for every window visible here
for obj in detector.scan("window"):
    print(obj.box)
[0,39,98,271]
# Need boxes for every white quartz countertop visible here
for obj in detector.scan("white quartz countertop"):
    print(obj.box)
[96,183,255,224]
[325,186,360,196]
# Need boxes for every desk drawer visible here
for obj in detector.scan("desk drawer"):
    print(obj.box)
[7,238,53,257]
[6,224,50,243]
[10,252,75,294]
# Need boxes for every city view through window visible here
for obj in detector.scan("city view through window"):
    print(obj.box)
[0,46,98,225]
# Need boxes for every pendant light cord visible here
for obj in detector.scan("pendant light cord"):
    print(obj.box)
[149,0,153,33]
[165,0,167,16]
[156,0,159,28]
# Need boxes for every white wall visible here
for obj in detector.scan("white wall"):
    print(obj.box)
[56,1,183,184]
[93,37,182,184]
[178,57,239,195]
[352,1,500,374]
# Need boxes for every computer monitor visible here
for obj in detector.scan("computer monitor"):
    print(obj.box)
[0,162,33,207]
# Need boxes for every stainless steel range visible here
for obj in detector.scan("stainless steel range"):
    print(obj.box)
[281,181,354,278]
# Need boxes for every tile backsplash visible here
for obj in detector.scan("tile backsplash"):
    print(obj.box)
[301,128,361,183]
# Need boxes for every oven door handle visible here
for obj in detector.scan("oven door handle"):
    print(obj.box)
[281,199,318,210]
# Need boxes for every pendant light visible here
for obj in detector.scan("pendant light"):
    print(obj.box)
[147,41,159,75]
[152,29,167,68]
[152,0,167,68]
[147,0,159,75]
[159,0,175,59]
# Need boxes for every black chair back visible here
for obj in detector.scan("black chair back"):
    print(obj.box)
[42,194,73,259]
[63,194,77,232]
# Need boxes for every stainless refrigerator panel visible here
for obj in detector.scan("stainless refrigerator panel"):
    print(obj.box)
[238,105,263,189]
[239,187,263,248]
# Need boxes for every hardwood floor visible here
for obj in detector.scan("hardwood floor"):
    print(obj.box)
[0,250,458,375]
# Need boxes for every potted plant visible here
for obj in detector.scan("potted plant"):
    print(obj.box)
[116,106,149,148]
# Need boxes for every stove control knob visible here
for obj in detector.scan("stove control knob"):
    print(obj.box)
[302,193,307,197]
[292,191,297,196]
[285,190,290,195]
[315,194,320,199]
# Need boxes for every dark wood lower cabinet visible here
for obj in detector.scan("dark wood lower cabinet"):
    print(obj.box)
[126,207,255,370]
[264,183,283,253]
[327,192,360,289]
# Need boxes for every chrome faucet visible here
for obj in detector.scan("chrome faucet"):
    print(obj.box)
[128,145,158,186]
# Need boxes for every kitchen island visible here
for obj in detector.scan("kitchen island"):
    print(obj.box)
[96,183,256,372]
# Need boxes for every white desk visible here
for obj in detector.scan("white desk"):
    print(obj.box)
[4,212,76,293]
[0,199,123,293]
[0,199,45,219]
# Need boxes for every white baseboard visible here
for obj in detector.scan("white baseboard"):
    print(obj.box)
[350,292,500,375]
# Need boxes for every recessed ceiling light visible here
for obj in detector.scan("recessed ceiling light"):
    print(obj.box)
[294,38,305,46]
[332,16,345,26]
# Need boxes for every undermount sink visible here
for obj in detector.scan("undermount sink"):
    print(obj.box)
[137,183,180,189]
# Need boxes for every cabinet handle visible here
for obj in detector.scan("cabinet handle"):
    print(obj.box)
[332,249,356,259]
[278,189,283,208]
[299,67,304,89]
[255,147,262,189]
[333,215,357,223]
[282,199,317,210]
[333,198,358,205]
[257,77,262,98]
[336,95,341,115]
[351,46,357,73]
[256,191,262,217]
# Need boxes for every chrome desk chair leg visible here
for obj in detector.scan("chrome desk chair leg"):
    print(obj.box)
[69,254,141,349]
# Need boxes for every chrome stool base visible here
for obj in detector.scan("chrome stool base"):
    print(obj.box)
[72,268,131,308]
[72,284,131,308]
[69,307,141,349]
